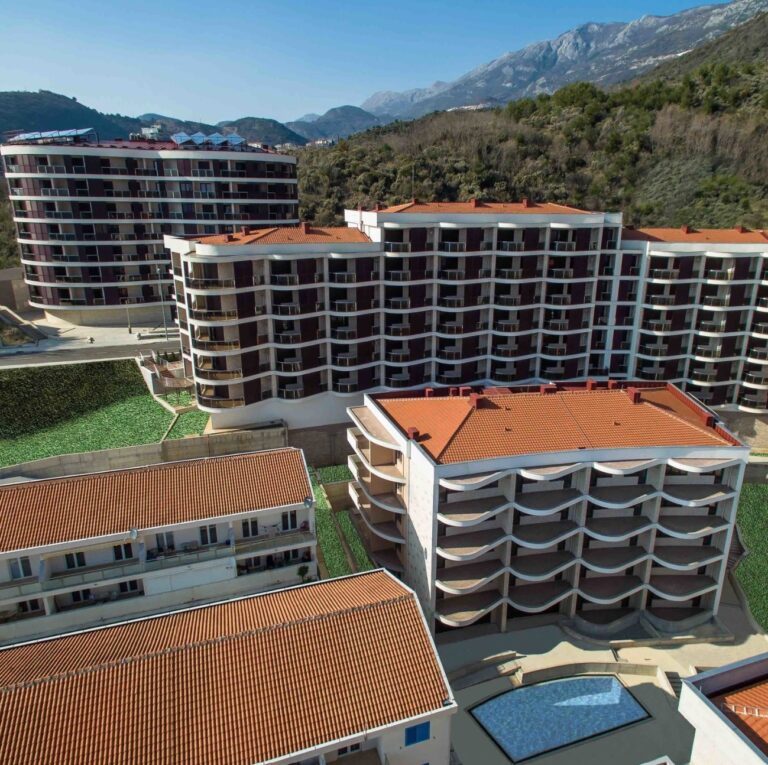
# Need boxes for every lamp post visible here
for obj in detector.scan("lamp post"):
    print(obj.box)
[156,265,169,341]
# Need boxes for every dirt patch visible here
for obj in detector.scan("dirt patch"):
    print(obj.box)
[717,410,768,450]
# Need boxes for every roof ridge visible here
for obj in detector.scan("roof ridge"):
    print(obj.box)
[556,391,596,449]
[435,400,476,461]
[638,391,721,441]
[0,592,414,695]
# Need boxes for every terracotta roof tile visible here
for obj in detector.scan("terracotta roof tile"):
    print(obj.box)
[0,449,311,553]
[712,677,768,756]
[374,384,737,464]
[376,199,590,215]
[623,226,768,244]
[197,224,371,245]
[0,571,452,765]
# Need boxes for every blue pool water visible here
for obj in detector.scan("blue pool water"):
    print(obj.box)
[471,675,648,762]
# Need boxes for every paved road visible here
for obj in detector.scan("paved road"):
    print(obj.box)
[0,339,180,368]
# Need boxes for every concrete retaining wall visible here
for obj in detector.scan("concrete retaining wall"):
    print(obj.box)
[288,422,351,467]
[324,480,352,509]
[0,425,288,481]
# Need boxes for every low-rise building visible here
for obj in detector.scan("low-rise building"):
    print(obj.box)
[679,652,768,764]
[0,448,316,643]
[346,380,748,634]
[0,570,456,765]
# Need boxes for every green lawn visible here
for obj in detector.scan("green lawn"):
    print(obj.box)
[311,475,353,578]
[314,464,353,483]
[735,483,768,630]
[0,360,208,467]
[337,511,374,571]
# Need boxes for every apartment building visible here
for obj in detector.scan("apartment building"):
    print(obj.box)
[0,448,316,643]
[167,200,768,429]
[679,652,768,765]
[0,571,456,765]
[346,381,747,635]
[0,127,298,324]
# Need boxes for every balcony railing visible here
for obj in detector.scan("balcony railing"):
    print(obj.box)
[384,242,411,253]
[440,242,466,252]
[499,241,524,252]
[331,300,357,312]
[187,277,236,289]
[188,309,238,321]
[649,269,680,280]
[552,241,576,252]
[192,339,240,351]
[196,367,242,381]
[198,396,245,408]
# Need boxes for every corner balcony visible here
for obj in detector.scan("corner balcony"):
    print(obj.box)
[437,528,506,561]
[348,406,399,449]
[435,589,503,627]
[347,430,404,484]
[348,459,405,514]
[652,545,723,570]
[661,483,734,507]
[437,495,511,527]
[508,580,572,612]
[511,520,579,548]
[349,485,405,544]
[581,546,648,573]
[579,575,644,604]
[435,560,505,594]
[368,546,404,573]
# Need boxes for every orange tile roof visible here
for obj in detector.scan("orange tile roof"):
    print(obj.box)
[713,677,768,756]
[0,571,452,765]
[197,223,371,245]
[0,449,311,553]
[374,384,738,464]
[376,199,590,215]
[623,226,768,244]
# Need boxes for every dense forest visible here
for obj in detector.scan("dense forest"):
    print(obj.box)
[298,13,768,229]
[0,13,767,271]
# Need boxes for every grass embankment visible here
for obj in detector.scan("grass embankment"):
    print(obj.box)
[0,361,207,467]
[735,483,768,630]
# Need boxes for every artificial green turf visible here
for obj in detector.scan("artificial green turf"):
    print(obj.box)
[0,394,173,467]
[337,510,374,572]
[311,475,353,578]
[735,483,768,630]
[166,410,210,440]
[314,464,353,484]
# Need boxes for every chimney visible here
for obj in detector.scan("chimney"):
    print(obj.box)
[225,234,234,242]
[459,386,471,397]
[539,383,558,394]
[681,224,691,234]
[240,226,249,235]
[735,224,747,233]
[424,387,434,398]
[469,198,478,208]
[627,387,642,404]
[302,221,310,234]
[522,198,531,208]
[406,427,420,441]
[608,380,619,389]
[586,378,597,391]
[469,392,480,409]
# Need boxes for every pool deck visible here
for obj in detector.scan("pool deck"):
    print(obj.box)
[441,578,768,765]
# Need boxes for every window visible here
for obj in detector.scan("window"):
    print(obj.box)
[119,580,139,593]
[65,551,86,569]
[337,743,361,757]
[241,518,259,538]
[71,589,91,603]
[113,543,133,561]
[9,556,32,580]
[281,510,297,531]
[404,722,430,747]
[199,525,218,546]
[155,532,175,552]
[283,549,299,563]
[18,599,41,613]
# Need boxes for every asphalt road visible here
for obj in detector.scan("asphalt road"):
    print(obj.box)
[0,339,180,368]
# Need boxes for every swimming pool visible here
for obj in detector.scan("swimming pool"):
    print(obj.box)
[471,675,649,762]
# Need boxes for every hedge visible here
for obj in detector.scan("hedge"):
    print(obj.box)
[735,483,768,630]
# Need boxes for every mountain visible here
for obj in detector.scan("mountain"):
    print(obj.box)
[216,117,306,146]
[294,113,321,123]
[298,11,768,232]
[287,106,390,141]
[361,0,768,118]
[0,90,141,139]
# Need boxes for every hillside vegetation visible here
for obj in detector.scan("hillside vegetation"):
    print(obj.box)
[298,13,768,230]
[0,181,16,270]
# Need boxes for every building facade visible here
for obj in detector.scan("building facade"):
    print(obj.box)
[346,381,747,634]
[165,201,768,430]
[679,652,768,764]
[0,448,316,643]
[0,128,298,325]
[0,571,456,765]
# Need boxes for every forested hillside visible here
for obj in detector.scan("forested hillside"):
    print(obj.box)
[298,13,768,230]
[0,181,17,270]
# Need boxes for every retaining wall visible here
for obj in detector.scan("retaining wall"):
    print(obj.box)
[288,422,351,467]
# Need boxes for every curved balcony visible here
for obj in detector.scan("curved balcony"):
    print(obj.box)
[513,520,578,549]
[579,575,644,604]
[652,545,723,570]
[584,515,653,542]
[437,496,511,527]
[508,580,572,612]
[437,528,505,561]
[348,406,399,450]
[439,471,507,492]
[513,488,582,515]
[589,484,655,508]
[656,514,729,538]
[581,546,648,573]
[347,432,405,485]
[648,574,718,601]
[354,497,405,544]
[661,483,734,507]
[435,560,505,595]
[509,551,575,581]
[518,464,581,481]
[369,547,404,573]
[348,458,405,515]
[592,459,660,476]
[435,589,503,627]
[666,457,743,473]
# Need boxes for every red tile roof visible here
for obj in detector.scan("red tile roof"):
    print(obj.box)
[713,677,768,756]
[376,199,590,215]
[0,449,311,553]
[623,226,768,244]
[0,571,452,765]
[197,223,371,245]
[374,383,738,464]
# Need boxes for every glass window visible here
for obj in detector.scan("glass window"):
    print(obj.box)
[119,580,139,593]
[405,722,430,747]
[200,525,218,546]
[155,532,175,552]
[65,552,86,569]
[113,543,133,561]
[9,556,32,580]
[281,510,297,531]
[241,518,259,538]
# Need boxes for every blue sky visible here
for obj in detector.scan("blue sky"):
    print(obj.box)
[0,0,712,123]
